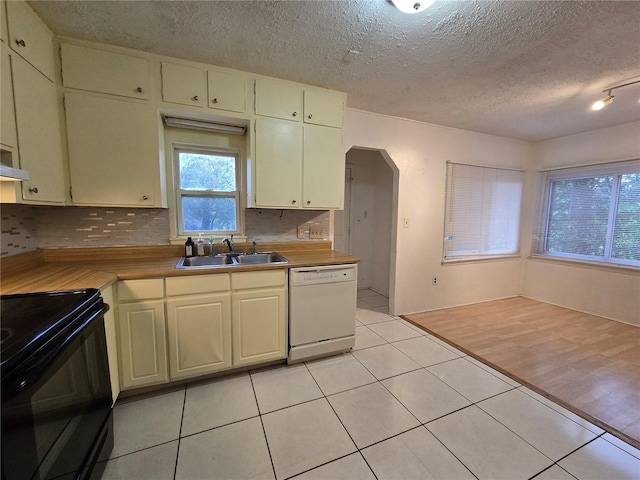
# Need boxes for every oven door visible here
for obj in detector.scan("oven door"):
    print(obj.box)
[1,304,113,480]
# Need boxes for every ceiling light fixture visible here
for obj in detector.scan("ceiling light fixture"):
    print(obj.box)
[591,79,640,111]
[391,0,435,14]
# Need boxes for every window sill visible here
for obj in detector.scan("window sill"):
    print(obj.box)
[527,254,640,274]
[442,254,522,265]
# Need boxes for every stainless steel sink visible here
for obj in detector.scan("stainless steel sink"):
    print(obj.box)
[175,252,288,269]
[234,252,288,265]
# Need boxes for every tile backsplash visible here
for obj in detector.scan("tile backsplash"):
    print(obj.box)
[1,204,330,257]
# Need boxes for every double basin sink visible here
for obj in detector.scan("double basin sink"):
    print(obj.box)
[176,252,288,269]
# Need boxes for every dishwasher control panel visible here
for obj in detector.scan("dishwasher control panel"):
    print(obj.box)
[289,264,357,286]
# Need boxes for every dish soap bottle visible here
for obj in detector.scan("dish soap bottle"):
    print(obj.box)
[196,233,205,256]
[185,236,195,257]
[208,236,215,256]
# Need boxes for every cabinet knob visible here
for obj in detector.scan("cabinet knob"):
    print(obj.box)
[306,200,311,205]
[292,200,297,204]
[136,87,143,93]
[142,195,150,201]
[212,98,219,104]
[28,187,38,194]
[292,111,297,117]
[15,39,26,47]
[192,95,199,101]
[307,114,313,119]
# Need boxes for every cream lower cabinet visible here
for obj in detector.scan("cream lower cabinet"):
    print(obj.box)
[165,274,232,380]
[101,285,120,405]
[231,270,287,366]
[116,279,168,390]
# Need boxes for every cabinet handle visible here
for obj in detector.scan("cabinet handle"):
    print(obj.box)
[212,98,219,104]
[136,87,143,93]
[307,114,313,119]
[15,39,26,47]
[192,95,199,101]
[142,195,149,201]
[292,111,297,117]
[28,187,38,194]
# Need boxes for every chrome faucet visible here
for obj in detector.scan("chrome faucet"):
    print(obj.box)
[222,235,235,254]
[252,241,258,254]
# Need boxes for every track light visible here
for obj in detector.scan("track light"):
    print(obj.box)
[391,0,435,14]
[591,79,640,111]
[592,91,614,111]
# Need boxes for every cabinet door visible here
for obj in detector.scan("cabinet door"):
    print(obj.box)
[5,0,55,81]
[166,293,231,380]
[61,43,151,100]
[1,47,17,149]
[232,287,286,366]
[117,300,168,390]
[254,117,302,208]
[12,55,65,204]
[255,79,302,122]
[207,70,246,113]
[304,90,344,128]
[161,62,206,107]
[65,92,162,207]
[303,124,345,209]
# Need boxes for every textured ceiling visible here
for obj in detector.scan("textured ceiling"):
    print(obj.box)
[29,0,640,141]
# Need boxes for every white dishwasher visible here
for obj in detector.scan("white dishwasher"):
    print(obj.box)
[288,264,357,363]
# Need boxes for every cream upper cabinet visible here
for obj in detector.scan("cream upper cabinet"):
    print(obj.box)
[60,42,151,100]
[304,90,344,128]
[255,78,302,122]
[1,46,17,149]
[207,70,246,113]
[12,54,65,204]
[5,0,55,81]
[165,275,232,380]
[116,279,167,390]
[161,61,207,108]
[254,117,303,208]
[231,270,287,366]
[303,124,345,209]
[65,92,164,207]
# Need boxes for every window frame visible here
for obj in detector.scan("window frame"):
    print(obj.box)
[443,161,525,263]
[535,160,640,268]
[173,145,242,237]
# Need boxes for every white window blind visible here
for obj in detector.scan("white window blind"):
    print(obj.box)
[538,160,640,267]
[444,162,524,261]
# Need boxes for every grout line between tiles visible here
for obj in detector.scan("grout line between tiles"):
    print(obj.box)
[172,384,187,480]
[248,371,278,480]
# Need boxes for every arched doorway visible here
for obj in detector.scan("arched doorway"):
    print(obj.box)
[335,147,398,314]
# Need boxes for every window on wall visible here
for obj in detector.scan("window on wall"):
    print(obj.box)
[536,160,640,267]
[174,147,241,236]
[444,162,524,261]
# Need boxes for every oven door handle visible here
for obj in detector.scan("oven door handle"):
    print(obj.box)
[4,304,109,397]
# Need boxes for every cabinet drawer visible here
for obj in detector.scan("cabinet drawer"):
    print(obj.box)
[231,270,286,290]
[117,279,164,301]
[166,273,230,296]
[61,43,151,100]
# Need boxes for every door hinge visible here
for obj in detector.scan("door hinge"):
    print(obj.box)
[62,95,66,111]
[69,186,72,200]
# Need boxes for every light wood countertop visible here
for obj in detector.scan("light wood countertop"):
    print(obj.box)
[0,242,360,295]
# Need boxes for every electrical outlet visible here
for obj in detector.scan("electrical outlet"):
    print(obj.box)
[309,227,324,239]
[432,276,438,285]
[297,226,305,239]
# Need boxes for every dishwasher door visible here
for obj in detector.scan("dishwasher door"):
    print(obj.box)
[289,264,357,363]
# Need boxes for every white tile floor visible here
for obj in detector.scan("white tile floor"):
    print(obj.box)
[101,289,640,480]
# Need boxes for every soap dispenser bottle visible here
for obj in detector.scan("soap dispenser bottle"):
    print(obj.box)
[196,233,205,256]
[208,236,215,256]
[185,237,195,257]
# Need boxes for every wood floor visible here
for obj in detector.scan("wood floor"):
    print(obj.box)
[404,297,640,449]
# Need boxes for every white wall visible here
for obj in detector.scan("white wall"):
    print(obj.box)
[522,121,640,325]
[345,109,534,315]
